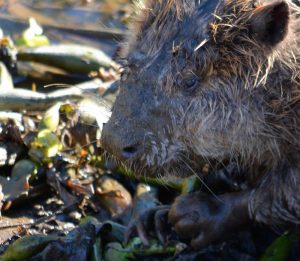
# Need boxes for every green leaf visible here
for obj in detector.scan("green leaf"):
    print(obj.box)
[260,232,299,261]
[0,234,58,261]
[39,103,61,131]
[104,242,133,261]
[31,129,62,160]
[15,18,50,48]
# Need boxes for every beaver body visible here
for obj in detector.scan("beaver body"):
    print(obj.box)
[101,0,300,248]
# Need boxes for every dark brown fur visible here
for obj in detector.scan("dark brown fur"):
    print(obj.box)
[102,0,300,247]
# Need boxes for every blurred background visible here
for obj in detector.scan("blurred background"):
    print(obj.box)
[0,0,131,55]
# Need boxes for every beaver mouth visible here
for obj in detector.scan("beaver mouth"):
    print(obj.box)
[104,151,210,179]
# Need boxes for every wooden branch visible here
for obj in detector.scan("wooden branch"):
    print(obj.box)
[0,79,114,111]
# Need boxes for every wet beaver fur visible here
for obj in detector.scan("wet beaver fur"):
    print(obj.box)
[101,0,300,249]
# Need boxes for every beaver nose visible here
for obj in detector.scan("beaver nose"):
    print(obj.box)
[122,144,140,159]
[101,123,142,161]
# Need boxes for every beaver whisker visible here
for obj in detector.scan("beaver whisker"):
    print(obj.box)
[156,168,170,189]
[178,157,223,202]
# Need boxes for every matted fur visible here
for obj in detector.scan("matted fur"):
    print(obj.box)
[102,0,300,226]
[119,0,300,175]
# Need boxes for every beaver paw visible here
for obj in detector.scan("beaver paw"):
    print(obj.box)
[125,205,171,245]
[168,191,250,249]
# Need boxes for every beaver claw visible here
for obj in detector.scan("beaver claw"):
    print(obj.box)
[168,191,250,249]
[125,191,250,249]
[125,205,171,245]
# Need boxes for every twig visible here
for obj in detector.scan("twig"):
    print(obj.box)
[0,202,78,230]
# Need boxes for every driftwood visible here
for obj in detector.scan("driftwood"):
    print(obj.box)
[0,79,114,111]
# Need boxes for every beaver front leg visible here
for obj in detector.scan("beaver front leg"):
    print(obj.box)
[249,164,300,227]
[124,164,247,245]
[168,191,250,249]
[170,164,300,249]
[125,165,300,249]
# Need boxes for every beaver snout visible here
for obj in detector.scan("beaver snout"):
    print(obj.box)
[101,122,143,161]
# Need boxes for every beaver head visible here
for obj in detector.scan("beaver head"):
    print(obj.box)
[101,0,300,178]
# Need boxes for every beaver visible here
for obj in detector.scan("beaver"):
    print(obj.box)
[101,0,300,249]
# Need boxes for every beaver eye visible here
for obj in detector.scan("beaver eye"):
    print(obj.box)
[183,75,198,93]
[185,78,196,88]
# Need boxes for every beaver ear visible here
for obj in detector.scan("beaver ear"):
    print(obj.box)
[250,1,289,46]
